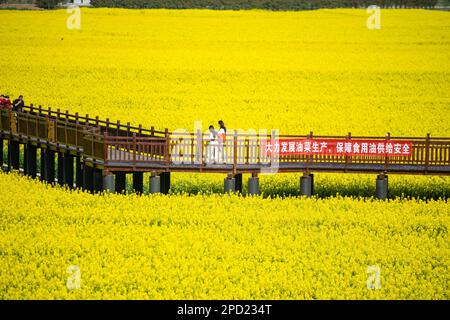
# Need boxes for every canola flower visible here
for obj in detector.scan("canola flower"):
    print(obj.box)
[0,8,449,196]
[0,8,449,299]
[0,9,449,136]
[0,172,448,299]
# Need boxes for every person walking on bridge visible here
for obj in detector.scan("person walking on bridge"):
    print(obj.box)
[217,120,227,164]
[207,125,219,164]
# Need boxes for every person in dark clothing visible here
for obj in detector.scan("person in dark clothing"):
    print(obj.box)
[12,95,24,112]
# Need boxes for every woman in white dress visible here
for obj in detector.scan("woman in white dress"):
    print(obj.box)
[207,125,219,163]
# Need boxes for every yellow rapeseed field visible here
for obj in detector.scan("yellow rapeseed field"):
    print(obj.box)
[0,172,448,299]
[0,8,449,299]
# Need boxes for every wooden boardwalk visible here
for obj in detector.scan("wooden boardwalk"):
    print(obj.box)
[0,104,449,196]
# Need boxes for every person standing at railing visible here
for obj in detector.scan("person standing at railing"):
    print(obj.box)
[0,95,11,110]
[206,125,219,164]
[217,120,227,164]
[12,95,24,112]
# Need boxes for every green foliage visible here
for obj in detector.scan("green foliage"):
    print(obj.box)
[35,0,59,9]
[90,0,438,10]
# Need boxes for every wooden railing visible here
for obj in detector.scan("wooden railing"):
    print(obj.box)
[0,105,449,175]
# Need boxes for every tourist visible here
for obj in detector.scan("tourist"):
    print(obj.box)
[217,120,227,163]
[12,95,24,112]
[207,125,218,163]
[0,95,11,110]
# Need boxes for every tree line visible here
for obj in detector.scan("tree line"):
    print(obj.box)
[33,0,438,9]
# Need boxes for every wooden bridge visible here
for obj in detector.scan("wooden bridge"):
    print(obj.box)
[0,105,449,198]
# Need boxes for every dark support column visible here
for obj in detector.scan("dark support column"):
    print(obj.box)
[40,148,46,181]
[160,172,171,195]
[8,140,20,171]
[23,144,28,175]
[83,164,94,193]
[248,173,260,196]
[115,172,126,194]
[224,173,236,193]
[75,156,83,189]
[376,174,388,200]
[133,172,144,194]
[149,172,161,194]
[0,138,3,171]
[44,149,55,184]
[310,173,314,196]
[234,173,243,194]
[57,152,64,186]
[300,173,312,197]
[26,145,37,179]
[93,168,103,193]
[103,172,115,193]
[63,154,74,188]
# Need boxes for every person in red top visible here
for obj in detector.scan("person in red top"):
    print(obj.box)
[0,95,12,110]
[4,96,12,110]
[0,95,7,110]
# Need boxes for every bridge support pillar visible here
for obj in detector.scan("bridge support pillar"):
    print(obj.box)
[57,152,64,186]
[40,148,46,181]
[149,172,161,194]
[248,173,260,196]
[75,157,83,189]
[83,165,94,193]
[103,172,115,193]
[300,173,313,197]
[133,172,144,194]
[62,154,74,188]
[234,173,243,194]
[25,145,37,179]
[160,172,170,195]
[376,174,388,200]
[23,144,28,175]
[43,149,55,184]
[93,168,103,193]
[0,138,3,171]
[115,172,126,194]
[224,174,236,194]
[8,140,20,171]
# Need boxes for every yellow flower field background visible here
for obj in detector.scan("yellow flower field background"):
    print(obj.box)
[0,8,449,299]
[0,173,448,299]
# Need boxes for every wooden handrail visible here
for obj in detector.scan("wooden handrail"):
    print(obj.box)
[0,106,448,175]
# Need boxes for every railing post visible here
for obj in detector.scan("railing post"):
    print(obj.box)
[165,128,170,168]
[233,131,238,174]
[196,128,202,165]
[385,132,390,173]
[425,133,430,173]
[307,131,313,171]
[132,132,136,167]
[270,130,275,166]
[106,118,110,134]
[104,132,108,167]
[345,132,351,172]
[75,112,79,146]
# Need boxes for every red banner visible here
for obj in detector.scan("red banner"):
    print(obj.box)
[262,139,412,157]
